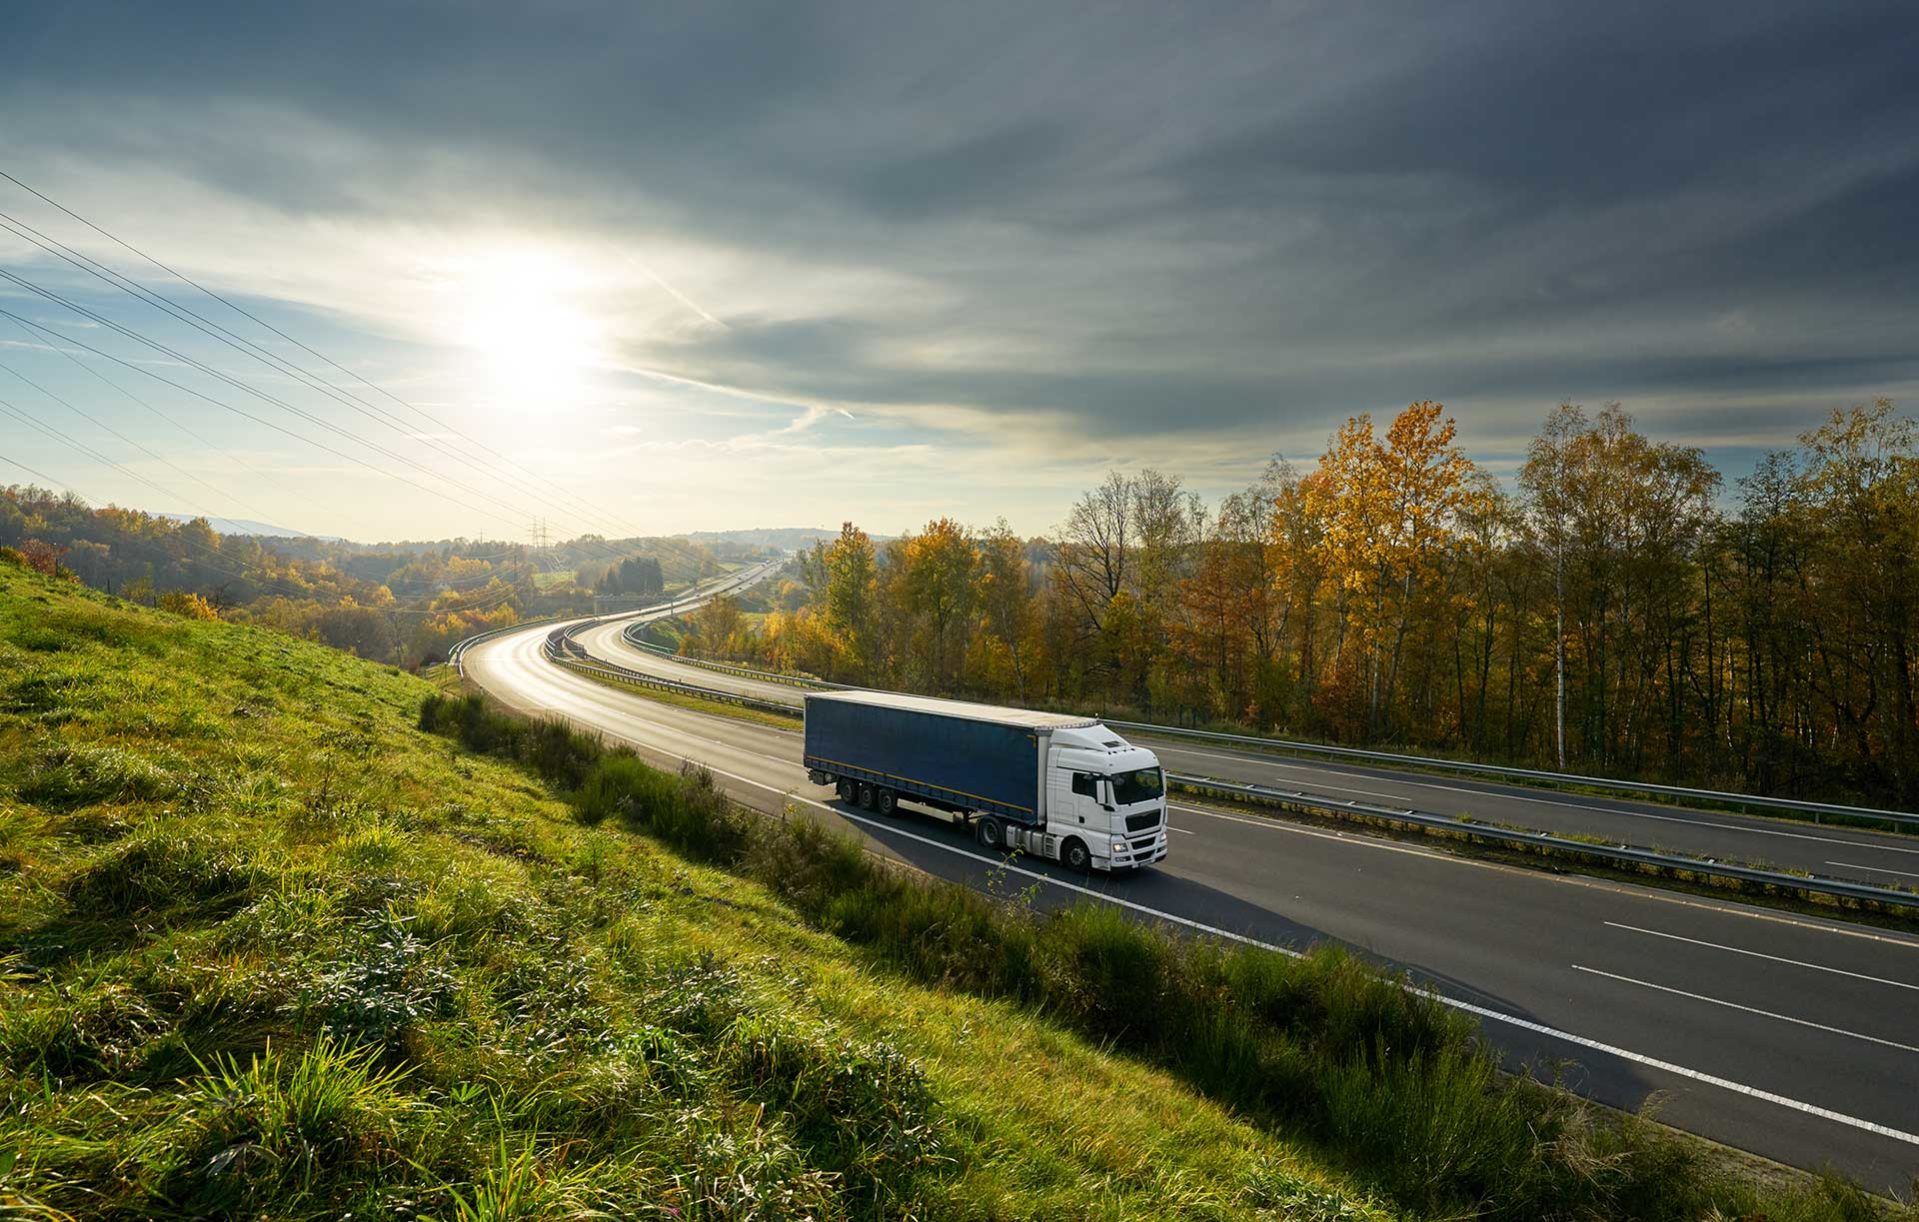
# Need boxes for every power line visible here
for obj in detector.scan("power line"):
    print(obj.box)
[0,351,282,533]
[2,268,651,573]
[0,171,674,580]
[0,208,636,540]
[0,169,654,539]
[0,301,526,534]
[5,314,310,534]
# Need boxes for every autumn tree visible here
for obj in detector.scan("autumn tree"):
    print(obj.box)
[973,521,1039,700]
[893,518,979,690]
[1308,402,1476,736]
[819,522,878,680]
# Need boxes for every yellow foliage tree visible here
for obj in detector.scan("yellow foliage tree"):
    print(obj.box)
[157,590,219,620]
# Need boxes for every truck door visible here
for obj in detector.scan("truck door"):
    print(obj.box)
[1047,762,1099,829]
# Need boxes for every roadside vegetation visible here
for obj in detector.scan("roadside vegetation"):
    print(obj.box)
[0,561,1393,1219]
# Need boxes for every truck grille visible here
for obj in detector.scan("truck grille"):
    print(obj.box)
[1125,812,1161,833]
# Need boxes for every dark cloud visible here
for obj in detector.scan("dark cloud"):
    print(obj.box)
[4,0,1917,458]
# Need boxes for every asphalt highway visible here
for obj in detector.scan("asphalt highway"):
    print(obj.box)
[571,625,1919,890]
[466,613,1919,1186]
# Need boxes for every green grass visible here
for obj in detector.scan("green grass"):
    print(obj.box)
[0,562,1394,1220]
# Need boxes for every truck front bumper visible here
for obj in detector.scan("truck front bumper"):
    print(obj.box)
[1101,830,1169,871]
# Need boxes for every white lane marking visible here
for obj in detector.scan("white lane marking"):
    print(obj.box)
[1828,860,1919,881]
[1168,824,1195,835]
[472,642,1919,1148]
[617,747,1919,1149]
[1164,746,1919,856]
[1602,922,1919,991]
[1572,965,1919,1056]
[1172,799,1919,953]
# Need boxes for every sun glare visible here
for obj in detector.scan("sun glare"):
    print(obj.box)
[456,248,602,416]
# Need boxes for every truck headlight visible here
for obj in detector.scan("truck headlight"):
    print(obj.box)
[1110,837,1127,853]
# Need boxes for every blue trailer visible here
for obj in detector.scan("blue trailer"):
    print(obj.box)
[803,689,1169,873]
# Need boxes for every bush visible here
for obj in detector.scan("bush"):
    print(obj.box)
[157,590,219,620]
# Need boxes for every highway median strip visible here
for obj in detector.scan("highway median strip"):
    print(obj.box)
[1170,775,1919,925]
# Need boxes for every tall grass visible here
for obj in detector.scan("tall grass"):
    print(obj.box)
[421,689,1917,1221]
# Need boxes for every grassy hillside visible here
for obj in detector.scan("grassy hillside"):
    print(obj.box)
[0,564,1388,1218]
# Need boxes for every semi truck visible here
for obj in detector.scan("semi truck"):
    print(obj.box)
[802,689,1169,872]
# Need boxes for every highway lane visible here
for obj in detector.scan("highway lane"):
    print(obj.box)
[572,624,1919,889]
[467,619,1919,1186]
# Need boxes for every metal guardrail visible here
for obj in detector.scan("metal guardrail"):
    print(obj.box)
[542,637,800,717]
[448,613,572,675]
[522,627,1918,913]
[588,640,1913,830]
[474,614,1919,910]
[1170,774,1919,911]
[591,636,1916,830]
[1122,721,1919,829]
[448,559,783,676]
[617,630,840,694]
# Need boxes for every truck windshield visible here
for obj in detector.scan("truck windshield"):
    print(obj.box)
[1110,767,1164,806]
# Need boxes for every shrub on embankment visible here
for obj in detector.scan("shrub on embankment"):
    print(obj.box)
[420,689,1914,1222]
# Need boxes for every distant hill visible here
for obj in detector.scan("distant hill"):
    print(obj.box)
[157,512,339,540]
[687,527,853,550]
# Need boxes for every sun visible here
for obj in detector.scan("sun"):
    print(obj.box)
[456,248,601,416]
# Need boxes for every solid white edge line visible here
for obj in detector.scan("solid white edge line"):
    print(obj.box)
[1160,745,1919,856]
[474,630,1919,1151]
[1572,964,1919,1057]
[701,758,1919,1150]
[1829,859,1919,881]
[1603,921,1919,991]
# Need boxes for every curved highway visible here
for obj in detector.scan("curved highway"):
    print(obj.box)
[467,590,1919,1187]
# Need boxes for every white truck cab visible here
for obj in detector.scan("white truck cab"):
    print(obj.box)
[1039,725,1170,871]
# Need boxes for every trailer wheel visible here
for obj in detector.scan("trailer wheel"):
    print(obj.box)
[835,778,855,804]
[858,782,877,810]
[976,817,1003,851]
[1062,837,1091,872]
[876,788,897,816]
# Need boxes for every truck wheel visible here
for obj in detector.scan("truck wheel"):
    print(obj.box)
[1062,837,1091,872]
[876,788,897,816]
[835,778,855,804]
[858,782,877,810]
[976,817,1003,851]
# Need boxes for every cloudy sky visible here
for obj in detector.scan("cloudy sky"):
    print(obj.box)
[2,1,1916,541]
